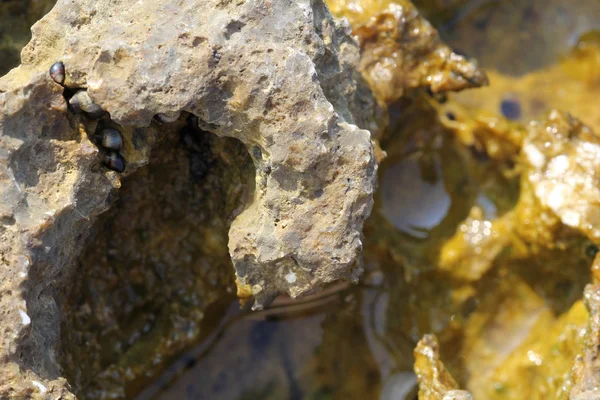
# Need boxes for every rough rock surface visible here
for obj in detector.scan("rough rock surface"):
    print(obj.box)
[17,0,380,305]
[0,0,379,397]
[572,254,600,399]
[60,125,253,399]
[520,111,600,245]
[414,334,473,400]
[327,0,488,104]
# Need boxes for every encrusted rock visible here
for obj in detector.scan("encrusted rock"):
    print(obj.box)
[519,111,600,245]
[414,334,472,400]
[327,0,488,103]
[571,254,600,399]
[0,0,379,397]
[439,207,513,282]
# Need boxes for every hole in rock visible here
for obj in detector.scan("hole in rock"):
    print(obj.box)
[59,120,255,399]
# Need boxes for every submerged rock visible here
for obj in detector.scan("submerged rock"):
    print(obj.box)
[370,92,598,400]
[519,111,600,244]
[572,254,600,399]
[414,334,472,400]
[327,0,488,103]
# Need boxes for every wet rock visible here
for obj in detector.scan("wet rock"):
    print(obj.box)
[439,207,513,282]
[450,36,600,135]
[519,111,600,244]
[474,298,587,400]
[414,334,472,399]
[571,254,600,399]
[327,0,488,103]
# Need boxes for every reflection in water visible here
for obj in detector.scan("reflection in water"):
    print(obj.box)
[147,285,389,400]
[156,314,324,400]
[147,277,424,400]
[380,158,451,239]
[380,372,418,400]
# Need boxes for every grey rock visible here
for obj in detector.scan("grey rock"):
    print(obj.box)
[0,0,379,396]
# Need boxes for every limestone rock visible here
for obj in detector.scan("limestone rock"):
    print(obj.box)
[0,0,379,397]
[20,0,377,307]
[0,70,117,399]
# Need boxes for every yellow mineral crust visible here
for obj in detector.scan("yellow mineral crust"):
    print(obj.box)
[414,334,473,400]
[327,0,488,103]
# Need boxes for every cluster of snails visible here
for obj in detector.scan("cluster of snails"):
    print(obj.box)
[98,128,126,172]
[50,61,126,173]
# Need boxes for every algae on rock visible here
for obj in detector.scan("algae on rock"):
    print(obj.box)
[326,0,488,104]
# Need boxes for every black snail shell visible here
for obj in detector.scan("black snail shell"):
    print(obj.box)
[49,61,65,85]
[104,152,126,173]
[101,128,123,151]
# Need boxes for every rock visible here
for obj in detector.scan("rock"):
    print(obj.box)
[519,110,600,245]
[327,0,488,103]
[16,0,378,307]
[61,128,253,398]
[0,72,112,398]
[0,0,380,397]
[439,207,513,282]
[414,334,472,400]
[571,256,600,399]
[395,101,595,399]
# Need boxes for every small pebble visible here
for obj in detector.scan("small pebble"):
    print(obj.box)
[104,152,126,173]
[500,97,522,120]
[101,128,123,151]
[49,61,65,85]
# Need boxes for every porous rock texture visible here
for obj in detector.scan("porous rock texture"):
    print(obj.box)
[520,111,600,245]
[327,0,488,104]
[572,254,600,400]
[414,334,473,400]
[0,0,380,397]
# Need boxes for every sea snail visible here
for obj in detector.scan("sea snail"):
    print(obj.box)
[100,128,123,152]
[49,61,65,85]
[103,152,126,173]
